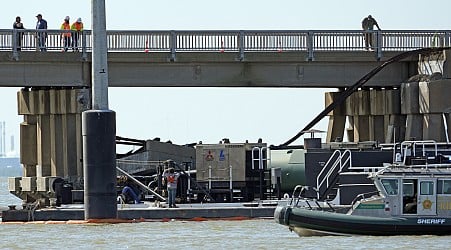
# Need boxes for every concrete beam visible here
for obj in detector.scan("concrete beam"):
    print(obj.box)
[0,51,413,88]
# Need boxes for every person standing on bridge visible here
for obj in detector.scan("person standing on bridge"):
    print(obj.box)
[71,18,84,52]
[13,16,24,51]
[60,16,72,52]
[361,15,381,50]
[35,14,47,51]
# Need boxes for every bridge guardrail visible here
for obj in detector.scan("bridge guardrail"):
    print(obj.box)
[1,29,450,60]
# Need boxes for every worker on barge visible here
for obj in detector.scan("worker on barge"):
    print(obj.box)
[163,160,181,208]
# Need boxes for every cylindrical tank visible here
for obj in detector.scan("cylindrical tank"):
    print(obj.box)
[270,149,306,193]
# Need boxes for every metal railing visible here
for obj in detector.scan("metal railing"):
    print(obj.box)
[1,29,450,60]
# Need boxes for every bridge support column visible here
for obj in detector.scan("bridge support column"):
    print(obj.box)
[37,114,52,177]
[17,88,90,194]
[326,88,405,143]
[404,114,423,140]
[401,82,422,140]
[20,116,37,177]
[369,115,385,142]
[325,92,345,142]
[384,115,406,143]
[369,89,386,142]
[419,80,451,141]
[346,116,354,142]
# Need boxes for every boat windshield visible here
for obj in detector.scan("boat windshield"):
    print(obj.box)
[381,179,399,195]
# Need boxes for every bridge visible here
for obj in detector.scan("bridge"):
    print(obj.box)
[1,29,450,87]
[4,29,451,203]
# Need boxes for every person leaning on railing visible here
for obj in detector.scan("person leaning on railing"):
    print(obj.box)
[361,15,381,51]
[13,16,24,51]
[71,18,84,52]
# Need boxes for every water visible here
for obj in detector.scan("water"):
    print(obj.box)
[0,177,450,249]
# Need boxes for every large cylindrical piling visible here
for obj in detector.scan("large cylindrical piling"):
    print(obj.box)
[82,110,117,219]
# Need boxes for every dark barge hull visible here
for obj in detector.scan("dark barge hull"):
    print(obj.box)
[1,204,275,222]
[274,206,451,236]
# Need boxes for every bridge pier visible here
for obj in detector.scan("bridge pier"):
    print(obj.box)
[14,88,90,204]
[326,80,451,143]
[325,50,451,143]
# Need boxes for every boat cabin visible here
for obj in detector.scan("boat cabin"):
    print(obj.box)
[351,141,451,218]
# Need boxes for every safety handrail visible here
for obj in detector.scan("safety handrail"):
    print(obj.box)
[316,150,341,197]
[316,149,353,200]
[289,185,335,211]
[2,29,451,60]
[340,149,352,171]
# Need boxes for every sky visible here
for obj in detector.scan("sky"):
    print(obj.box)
[1,0,451,155]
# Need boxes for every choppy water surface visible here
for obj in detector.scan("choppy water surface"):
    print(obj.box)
[1,177,450,249]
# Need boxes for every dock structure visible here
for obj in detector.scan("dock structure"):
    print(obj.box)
[1,29,451,220]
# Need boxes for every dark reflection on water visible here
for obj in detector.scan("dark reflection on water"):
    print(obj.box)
[1,178,450,249]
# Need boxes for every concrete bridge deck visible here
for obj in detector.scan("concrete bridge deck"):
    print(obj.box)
[1,29,449,88]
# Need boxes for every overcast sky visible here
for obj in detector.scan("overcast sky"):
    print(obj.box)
[1,0,450,155]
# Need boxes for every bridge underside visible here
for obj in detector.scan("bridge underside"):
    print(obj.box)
[0,51,416,88]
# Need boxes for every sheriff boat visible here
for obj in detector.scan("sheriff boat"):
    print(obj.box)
[274,140,451,236]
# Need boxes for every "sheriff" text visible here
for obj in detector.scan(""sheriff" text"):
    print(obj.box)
[417,218,446,224]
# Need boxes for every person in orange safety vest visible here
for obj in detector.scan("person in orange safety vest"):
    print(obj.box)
[71,17,84,52]
[60,16,71,51]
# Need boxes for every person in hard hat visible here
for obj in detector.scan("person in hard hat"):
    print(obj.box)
[163,161,181,208]
[13,16,24,51]
[35,14,48,51]
[361,15,381,50]
[71,17,84,52]
[60,16,72,52]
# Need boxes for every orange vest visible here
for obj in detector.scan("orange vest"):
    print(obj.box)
[71,22,83,31]
[61,22,71,37]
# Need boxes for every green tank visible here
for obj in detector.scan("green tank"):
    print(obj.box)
[270,149,306,193]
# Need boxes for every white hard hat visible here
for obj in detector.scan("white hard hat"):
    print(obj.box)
[77,18,82,23]
[65,16,70,20]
